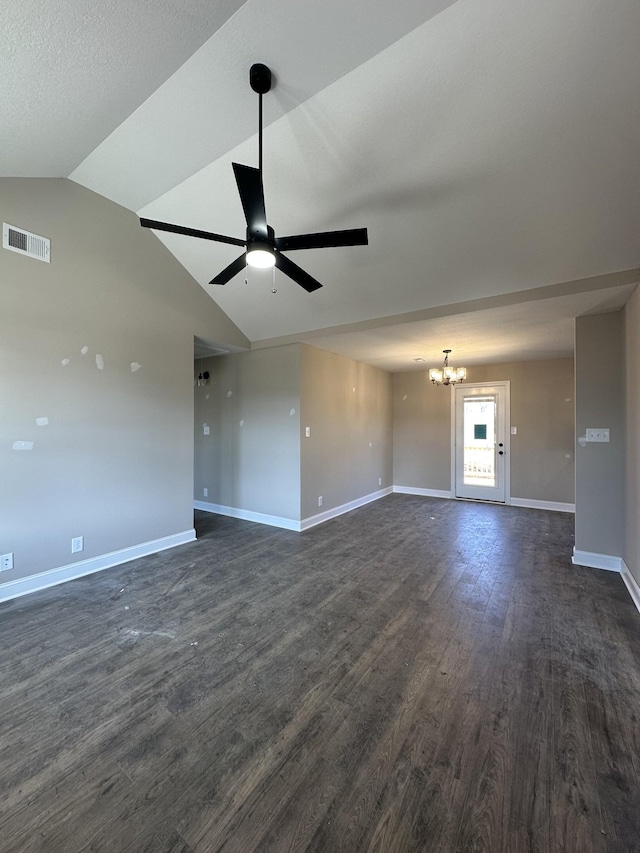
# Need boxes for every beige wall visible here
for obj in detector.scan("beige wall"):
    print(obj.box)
[194,346,301,521]
[300,345,393,520]
[624,287,640,583]
[574,312,624,557]
[1,178,248,584]
[392,358,575,504]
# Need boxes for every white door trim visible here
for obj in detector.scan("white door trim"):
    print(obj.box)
[450,381,511,504]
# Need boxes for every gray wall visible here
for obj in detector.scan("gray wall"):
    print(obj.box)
[392,373,452,491]
[193,344,393,523]
[194,346,301,521]
[574,312,624,556]
[471,360,574,504]
[1,178,248,583]
[624,287,640,583]
[392,357,575,504]
[300,345,393,520]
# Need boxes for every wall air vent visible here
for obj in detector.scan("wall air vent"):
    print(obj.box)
[3,223,50,263]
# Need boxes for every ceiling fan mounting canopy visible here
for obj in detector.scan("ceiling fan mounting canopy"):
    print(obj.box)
[140,63,368,293]
[249,63,272,95]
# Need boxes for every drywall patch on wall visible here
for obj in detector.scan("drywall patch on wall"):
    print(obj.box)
[12,441,34,451]
[61,358,70,366]
[81,345,89,355]
[95,354,104,370]
[130,362,142,372]
[35,417,49,426]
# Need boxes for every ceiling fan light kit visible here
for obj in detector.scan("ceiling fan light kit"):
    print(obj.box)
[140,64,368,293]
[246,243,275,269]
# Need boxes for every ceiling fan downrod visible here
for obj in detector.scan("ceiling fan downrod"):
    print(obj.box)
[249,63,272,179]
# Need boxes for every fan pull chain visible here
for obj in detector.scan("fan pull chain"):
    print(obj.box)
[271,264,277,294]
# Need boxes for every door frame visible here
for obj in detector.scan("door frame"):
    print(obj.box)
[450,381,511,503]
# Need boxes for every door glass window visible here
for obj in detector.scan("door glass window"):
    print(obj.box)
[462,397,496,488]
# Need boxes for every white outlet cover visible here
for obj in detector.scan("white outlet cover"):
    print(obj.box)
[586,428,610,442]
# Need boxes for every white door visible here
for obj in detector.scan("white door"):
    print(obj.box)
[453,382,510,502]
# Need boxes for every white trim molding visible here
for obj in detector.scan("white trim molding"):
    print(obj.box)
[393,486,453,500]
[0,530,196,604]
[300,487,393,531]
[511,498,575,513]
[572,548,623,572]
[194,501,300,531]
[621,561,640,615]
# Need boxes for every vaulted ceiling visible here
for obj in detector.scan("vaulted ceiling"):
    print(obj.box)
[4,0,639,368]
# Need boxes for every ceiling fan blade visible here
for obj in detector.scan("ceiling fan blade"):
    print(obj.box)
[275,227,368,252]
[232,163,268,240]
[140,218,245,247]
[275,252,322,293]
[209,253,246,285]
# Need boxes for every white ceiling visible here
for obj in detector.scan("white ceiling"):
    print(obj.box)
[4,0,639,370]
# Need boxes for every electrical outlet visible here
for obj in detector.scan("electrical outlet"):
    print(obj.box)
[318,496,323,507]
[203,487,208,497]
[203,424,210,436]
[305,426,311,437]
[71,536,84,554]
[0,553,14,571]
[586,428,610,443]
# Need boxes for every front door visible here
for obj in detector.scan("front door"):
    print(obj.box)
[453,382,509,502]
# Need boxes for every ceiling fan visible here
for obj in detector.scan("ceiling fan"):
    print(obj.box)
[140,64,368,292]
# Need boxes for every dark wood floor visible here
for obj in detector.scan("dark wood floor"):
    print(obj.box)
[1,496,639,852]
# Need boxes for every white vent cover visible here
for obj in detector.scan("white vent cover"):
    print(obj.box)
[3,223,50,263]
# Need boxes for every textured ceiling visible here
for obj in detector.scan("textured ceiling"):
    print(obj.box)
[4,0,639,369]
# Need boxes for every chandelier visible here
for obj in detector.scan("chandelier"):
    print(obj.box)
[429,349,466,386]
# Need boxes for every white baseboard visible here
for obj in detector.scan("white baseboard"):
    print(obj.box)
[300,487,393,531]
[621,561,640,615]
[194,501,300,531]
[572,548,623,572]
[510,497,575,513]
[572,552,640,615]
[195,489,395,533]
[0,529,196,604]
[392,486,453,500]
